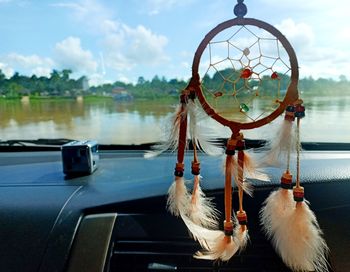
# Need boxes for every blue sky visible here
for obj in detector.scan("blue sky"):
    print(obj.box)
[0,0,349,86]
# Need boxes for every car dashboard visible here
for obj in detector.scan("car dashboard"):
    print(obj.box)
[0,149,350,272]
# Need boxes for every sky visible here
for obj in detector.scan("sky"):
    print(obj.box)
[0,0,349,86]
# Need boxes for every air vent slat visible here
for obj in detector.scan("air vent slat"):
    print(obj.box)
[109,239,292,272]
[108,214,293,271]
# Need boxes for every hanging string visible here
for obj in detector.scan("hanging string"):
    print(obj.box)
[236,137,248,233]
[295,117,301,189]
[293,101,305,204]
[224,138,235,232]
[191,143,200,205]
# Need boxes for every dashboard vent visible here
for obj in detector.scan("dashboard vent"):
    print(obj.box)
[109,238,293,272]
[105,186,335,272]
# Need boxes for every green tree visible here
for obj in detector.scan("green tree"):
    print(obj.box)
[6,82,23,98]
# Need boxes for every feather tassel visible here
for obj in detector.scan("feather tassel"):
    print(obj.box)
[167,176,191,217]
[181,212,222,250]
[194,232,240,261]
[190,175,219,228]
[186,97,221,229]
[194,218,249,261]
[261,102,329,271]
[272,200,329,272]
[259,183,294,239]
[261,106,298,168]
[193,140,249,262]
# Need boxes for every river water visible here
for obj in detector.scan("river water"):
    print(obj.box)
[0,96,349,144]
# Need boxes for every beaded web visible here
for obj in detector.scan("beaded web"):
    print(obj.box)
[199,24,292,123]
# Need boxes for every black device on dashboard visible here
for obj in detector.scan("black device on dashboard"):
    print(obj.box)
[61,140,99,176]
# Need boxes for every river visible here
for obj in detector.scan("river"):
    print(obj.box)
[0,96,350,144]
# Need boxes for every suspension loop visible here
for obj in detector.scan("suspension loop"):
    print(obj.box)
[233,0,247,18]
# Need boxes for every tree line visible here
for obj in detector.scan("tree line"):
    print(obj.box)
[0,68,348,99]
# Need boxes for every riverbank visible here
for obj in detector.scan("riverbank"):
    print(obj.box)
[0,95,179,103]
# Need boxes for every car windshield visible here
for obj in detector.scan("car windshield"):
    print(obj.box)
[0,0,349,145]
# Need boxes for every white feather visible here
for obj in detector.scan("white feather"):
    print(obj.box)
[261,119,298,167]
[260,188,294,239]
[187,99,224,156]
[194,232,240,261]
[190,175,219,228]
[181,213,222,250]
[223,155,254,197]
[194,218,249,261]
[269,201,329,272]
[244,151,270,182]
[166,176,191,217]
[144,104,187,158]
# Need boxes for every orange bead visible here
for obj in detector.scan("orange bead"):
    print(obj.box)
[240,68,252,79]
[214,91,223,97]
[271,71,279,79]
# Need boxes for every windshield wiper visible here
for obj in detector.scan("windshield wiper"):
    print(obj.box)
[0,138,76,151]
[1,138,349,152]
[0,138,75,146]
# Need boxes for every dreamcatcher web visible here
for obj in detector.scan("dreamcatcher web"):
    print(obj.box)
[199,24,291,123]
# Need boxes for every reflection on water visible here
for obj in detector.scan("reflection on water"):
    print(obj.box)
[0,96,350,144]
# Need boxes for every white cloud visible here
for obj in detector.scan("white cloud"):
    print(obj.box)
[123,24,169,64]
[87,73,110,86]
[51,0,114,35]
[273,19,350,79]
[144,0,196,15]
[5,53,54,69]
[54,36,98,74]
[0,62,14,78]
[101,19,119,34]
[103,24,169,72]
[275,19,314,53]
[31,67,52,77]
[52,0,170,79]
[181,61,190,69]
[0,53,54,77]
[260,0,345,11]
[146,0,178,15]
[337,27,350,42]
[51,2,86,13]
[116,74,133,84]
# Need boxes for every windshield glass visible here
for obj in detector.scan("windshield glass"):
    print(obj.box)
[0,1,349,145]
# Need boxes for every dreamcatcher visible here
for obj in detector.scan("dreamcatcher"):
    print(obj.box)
[147,1,329,271]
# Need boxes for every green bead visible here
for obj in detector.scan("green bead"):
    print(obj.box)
[240,103,249,112]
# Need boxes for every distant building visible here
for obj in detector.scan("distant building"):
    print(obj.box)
[112,87,133,102]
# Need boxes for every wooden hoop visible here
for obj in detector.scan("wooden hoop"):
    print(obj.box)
[190,17,299,133]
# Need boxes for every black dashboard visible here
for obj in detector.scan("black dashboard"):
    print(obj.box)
[0,150,350,272]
